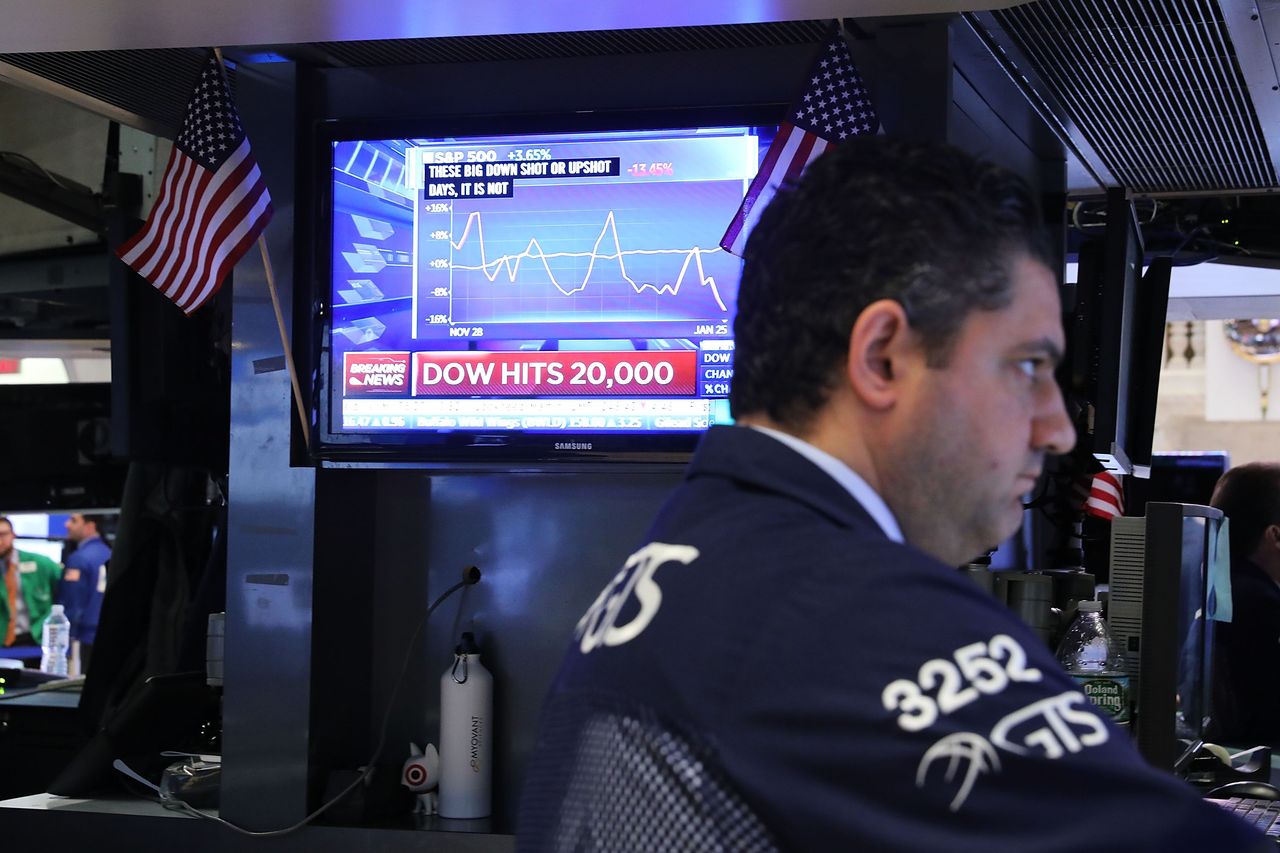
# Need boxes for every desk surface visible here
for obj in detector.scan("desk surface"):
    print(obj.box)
[0,793,516,851]
[1,793,194,818]
[0,689,81,708]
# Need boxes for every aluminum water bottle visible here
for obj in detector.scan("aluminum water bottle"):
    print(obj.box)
[40,604,71,676]
[1055,600,1130,728]
[439,632,493,818]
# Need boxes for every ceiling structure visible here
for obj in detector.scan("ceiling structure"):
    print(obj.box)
[0,0,1020,53]
[2,0,1280,336]
[0,22,836,138]
[0,0,1276,197]
[973,0,1280,195]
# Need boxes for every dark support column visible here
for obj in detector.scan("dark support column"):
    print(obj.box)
[220,60,318,830]
[868,19,954,144]
[104,167,141,460]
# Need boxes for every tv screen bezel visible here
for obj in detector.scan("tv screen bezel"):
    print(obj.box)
[305,106,782,468]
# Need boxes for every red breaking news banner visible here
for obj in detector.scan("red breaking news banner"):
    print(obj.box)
[344,351,412,396]
[406,351,698,397]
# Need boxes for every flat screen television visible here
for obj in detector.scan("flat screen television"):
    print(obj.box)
[309,112,778,466]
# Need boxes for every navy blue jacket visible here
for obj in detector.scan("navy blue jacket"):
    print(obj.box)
[1214,555,1280,745]
[519,426,1262,851]
[59,536,110,646]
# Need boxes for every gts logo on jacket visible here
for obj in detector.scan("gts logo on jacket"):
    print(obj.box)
[575,542,699,654]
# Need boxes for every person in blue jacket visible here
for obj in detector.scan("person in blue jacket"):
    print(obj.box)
[59,513,111,667]
[517,137,1268,851]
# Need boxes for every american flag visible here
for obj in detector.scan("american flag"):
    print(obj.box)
[117,52,273,314]
[1084,471,1125,520]
[720,31,878,256]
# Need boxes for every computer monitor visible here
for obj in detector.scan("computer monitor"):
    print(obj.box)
[1125,452,1230,517]
[1109,502,1224,773]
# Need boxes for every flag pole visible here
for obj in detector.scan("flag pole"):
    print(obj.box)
[257,238,312,453]
[212,47,312,453]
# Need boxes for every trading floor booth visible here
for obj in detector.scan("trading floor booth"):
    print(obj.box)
[3,3,1216,848]
[226,17,1067,843]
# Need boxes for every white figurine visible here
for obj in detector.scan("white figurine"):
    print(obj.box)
[401,742,440,815]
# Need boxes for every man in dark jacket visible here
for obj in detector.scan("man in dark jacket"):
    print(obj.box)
[517,137,1266,851]
[60,513,111,669]
[1211,463,1280,746]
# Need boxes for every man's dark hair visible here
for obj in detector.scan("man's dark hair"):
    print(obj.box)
[730,136,1053,428]
[0,516,11,533]
[81,514,107,532]
[1211,462,1280,559]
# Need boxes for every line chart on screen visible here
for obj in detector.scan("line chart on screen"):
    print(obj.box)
[419,206,733,328]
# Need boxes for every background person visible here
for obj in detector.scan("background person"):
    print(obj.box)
[0,515,63,651]
[1210,463,1280,745]
[60,512,111,671]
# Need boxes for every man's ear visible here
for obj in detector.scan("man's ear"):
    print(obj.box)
[846,299,917,412]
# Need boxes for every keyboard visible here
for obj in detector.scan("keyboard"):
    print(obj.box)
[1208,797,1280,839]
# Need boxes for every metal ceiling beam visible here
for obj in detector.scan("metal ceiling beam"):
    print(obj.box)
[0,152,104,234]
[964,11,1117,193]
[1219,0,1280,185]
[0,0,1032,53]
[0,59,172,137]
[0,249,109,296]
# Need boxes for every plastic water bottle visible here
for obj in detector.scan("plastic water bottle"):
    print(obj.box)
[439,632,493,819]
[40,604,71,677]
[1055,600,1129,728]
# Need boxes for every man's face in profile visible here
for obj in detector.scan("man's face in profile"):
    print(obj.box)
[882,254,1076,566]
[65,514,92,545]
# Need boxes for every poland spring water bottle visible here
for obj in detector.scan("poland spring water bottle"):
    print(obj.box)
[439,631,493,819]
[40,604,71,676]
[1055,600,1129,728]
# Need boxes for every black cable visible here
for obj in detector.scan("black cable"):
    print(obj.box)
[1169,224,1211,263]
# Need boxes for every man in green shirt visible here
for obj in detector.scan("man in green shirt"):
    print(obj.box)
[0,516,63,648]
